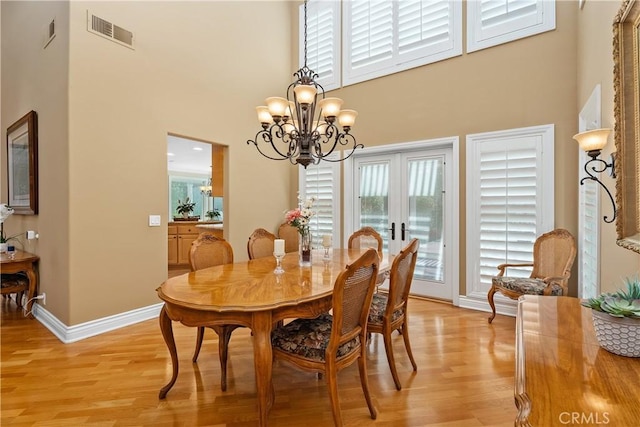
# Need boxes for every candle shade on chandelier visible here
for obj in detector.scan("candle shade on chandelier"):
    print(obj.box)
[573,128,617,223]
[246,0,362,168]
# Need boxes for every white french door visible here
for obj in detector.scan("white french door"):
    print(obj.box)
[350,146,454,300]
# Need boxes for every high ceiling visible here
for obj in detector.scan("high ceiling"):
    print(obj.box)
[166,135,212,175]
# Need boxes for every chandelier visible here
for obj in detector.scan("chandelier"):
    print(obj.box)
[247,0,362,168]
[200,178,212,197]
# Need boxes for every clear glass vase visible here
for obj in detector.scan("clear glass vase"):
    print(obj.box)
[299,226,312,267]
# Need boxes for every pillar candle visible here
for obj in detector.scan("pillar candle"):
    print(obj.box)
[274,239,285,255]
[322,234,332,247]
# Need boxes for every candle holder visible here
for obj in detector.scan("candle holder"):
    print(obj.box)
[274,253,285,274]
[322,234,332,261]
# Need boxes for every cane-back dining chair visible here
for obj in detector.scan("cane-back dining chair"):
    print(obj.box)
[277,222,299,253]
[487,228,577,323]
[247,228,276,260]
[271,249,380,427]
[348,226,387,286]
[189,232,238,391]
[367,238,419,391]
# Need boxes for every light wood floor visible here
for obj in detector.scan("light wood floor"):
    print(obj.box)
[1,295,517,426]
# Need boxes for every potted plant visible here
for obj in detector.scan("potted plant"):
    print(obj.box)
[175,198,197,220]
[205,209,221,221]
[582,277,640,357]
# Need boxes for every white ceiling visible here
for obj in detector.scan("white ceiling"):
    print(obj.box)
[167,135,212,175]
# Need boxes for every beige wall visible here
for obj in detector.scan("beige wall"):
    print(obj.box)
[2,1,638,327]
[1,1,71,321]
[576,0,640,291]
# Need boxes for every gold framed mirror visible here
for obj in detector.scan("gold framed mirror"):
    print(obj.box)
[613,0,640,253]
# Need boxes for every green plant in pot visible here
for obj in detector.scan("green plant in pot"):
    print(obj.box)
[582,277,640,357]
[205,209,221,221]
[176,198,196,219]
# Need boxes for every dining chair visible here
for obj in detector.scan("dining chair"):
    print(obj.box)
[348,226,387,286]
[487,228,577,323]
[271,248,380,426]
[367,238,419,391]
[277,222,299,253]
[188,232,238,391]
[247,228,276,260]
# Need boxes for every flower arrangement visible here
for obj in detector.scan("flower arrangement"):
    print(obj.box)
[582,277,640,318]
[0,203,20,244]
[284,196,316,233]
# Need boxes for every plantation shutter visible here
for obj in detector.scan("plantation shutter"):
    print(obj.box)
[302,0,340,91]
[300,155,341,246]
[467,0,555,53]
[579,153,600,299]
[344,0,461,85]
[478,141,539,287]
[466,125,555,298]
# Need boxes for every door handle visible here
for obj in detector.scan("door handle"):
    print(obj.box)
[388,222,395,240]
[401,222,406,241]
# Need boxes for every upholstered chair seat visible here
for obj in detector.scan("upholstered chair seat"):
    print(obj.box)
[368,293,405,325]
[491,276,564,296]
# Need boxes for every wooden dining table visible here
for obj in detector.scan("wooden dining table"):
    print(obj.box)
[156,248,390,426]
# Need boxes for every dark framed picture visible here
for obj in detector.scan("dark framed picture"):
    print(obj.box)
[6,110,38,215]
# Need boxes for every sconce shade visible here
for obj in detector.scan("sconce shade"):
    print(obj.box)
[573,128,612,153]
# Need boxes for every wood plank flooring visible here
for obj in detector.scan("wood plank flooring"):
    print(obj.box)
[1,296,517,426]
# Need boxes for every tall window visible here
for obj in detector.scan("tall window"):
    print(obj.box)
[466,125,555,300]
[299,155,341,247]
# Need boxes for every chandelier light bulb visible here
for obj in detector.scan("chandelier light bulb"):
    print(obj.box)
[293,84,317,106]
[318,97,343,119]
[338,110,358,128]
[256,106,272,125]
[266,97,289,120]
[573,128,611,155]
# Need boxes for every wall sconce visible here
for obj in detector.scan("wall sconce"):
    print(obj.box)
[573,128,616,223]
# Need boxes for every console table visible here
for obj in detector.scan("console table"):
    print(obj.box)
[515,296,640,426]
[1,250,40,318]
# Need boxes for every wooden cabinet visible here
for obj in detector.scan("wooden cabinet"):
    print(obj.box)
[168,223,201,266]
[168,226,178,265]
[212,145,225,197]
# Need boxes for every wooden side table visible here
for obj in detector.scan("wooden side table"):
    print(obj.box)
[1,250,40,318]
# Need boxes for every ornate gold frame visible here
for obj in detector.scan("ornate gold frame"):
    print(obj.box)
[613,0,640,253]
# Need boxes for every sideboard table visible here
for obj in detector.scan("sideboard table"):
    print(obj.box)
[1,250,40,318]
[515,296,640,426]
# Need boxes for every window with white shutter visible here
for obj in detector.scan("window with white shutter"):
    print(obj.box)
[299,154,341,247]
[579,162,599,299]
[301,0,341,91]
[466,125,555,301]
[467,0,556,53]
[343,0,462,86]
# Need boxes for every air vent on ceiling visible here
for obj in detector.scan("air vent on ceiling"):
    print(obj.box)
[87,11,134,49]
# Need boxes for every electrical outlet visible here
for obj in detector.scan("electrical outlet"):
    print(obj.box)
[35,293,46,305]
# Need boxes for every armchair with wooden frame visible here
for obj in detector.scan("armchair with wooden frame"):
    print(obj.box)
[487,228,577,323]
[188,232,238,391]
[271,249,380,426]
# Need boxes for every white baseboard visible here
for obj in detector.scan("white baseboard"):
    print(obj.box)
[33,303,163,344]
[458,294,517,319]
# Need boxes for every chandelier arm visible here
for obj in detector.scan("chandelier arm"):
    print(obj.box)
[247,126,292,161]
[580,157,617,223]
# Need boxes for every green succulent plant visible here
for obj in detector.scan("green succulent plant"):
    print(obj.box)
[582,276,640,318]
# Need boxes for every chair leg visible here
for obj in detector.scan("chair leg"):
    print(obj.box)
[487,285,498,323]
[325,362,343,427]
[216,325,236,392]
[382,327,402,391]
[357,352,377,420]
[400,321,417,372]
[192,327,205,362]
